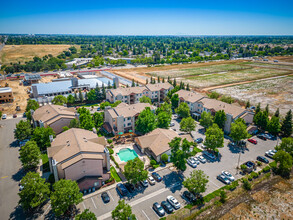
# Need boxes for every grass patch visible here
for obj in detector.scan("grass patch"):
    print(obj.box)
[41,153,50,172]
[110,167,121,182]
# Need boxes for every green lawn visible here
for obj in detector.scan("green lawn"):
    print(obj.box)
[41,153,50,172]
[110,167,121,182]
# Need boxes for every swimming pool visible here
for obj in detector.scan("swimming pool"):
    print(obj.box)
[118,148,138,162]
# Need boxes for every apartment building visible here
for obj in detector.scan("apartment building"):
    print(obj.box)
[175,90,205,113]
[48,128,110,191]
[103,102,156,135]
[31,104,78,134]
[0,87,13,103]
[106,82,173,104]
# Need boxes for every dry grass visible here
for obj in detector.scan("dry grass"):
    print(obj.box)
[0,44,80,65]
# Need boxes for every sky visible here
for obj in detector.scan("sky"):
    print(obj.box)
[0,0,292,35]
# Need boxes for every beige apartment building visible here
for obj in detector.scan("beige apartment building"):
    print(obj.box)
[0,87,13,103]
[106,82,173,104]
[103,102,156,135]
[32,104,78,134]
[48,128,110,191]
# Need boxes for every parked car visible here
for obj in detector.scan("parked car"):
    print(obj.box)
[101,192,110,203]
[161,201,173,213]
[13,114,17,118]
[169,122,175,127]
[248,138,257,144]
[2,114,7,119]
[195,138,203,143]
[23,112,26,117]
[152,172,162,182]
[148,176,156,185]
[187,158,197,168]
[265,150,276,158]
[167,195,181,209]
[135,182,143,191]
[217,174,231,185]
[257,134,267,140]
[196,155,207,163]
[228,142,236,147]
[245,161,256,169]
[239,140,247,147]
[153,202,165,217]
[221,171,235,182]
[117,183,128,196]
[257,156,269,164]
[203,151,216,161]
[124,183,135,193]
[182,191,197,203]
[192,157,200,165]
[140,179,148,187]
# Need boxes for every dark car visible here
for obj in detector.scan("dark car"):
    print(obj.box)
[116,183,128,196]
[13,114,17,118]
[153,202,165,217]
[23,112,26,118]
[124,183,135,193]
[257,134,267,141]
[152,172,162,182]
[195,138,203,144]
[161,201,173,213]
[101,192,110,203]
[182,191,197,203]
[245,161,256,168]
[257,156,269,164]
[135,182,143,191]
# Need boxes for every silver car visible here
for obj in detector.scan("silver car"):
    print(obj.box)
[187,158,197,168]
[221,171,235,182]
[196,155,207,163]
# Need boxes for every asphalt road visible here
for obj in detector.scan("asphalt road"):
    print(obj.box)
[0,117,25,220]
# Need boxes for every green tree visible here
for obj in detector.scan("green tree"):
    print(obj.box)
[157,111,171,129]
[255,103,261,114]
[67,94,75,105]
[281,109,292,137]
[19,172,50,211]
[87,89,97,102]
[267,116,280,136]
[92,112,104,128]
[180,117,196,134]
[230,119,249,144]
[26,99,39,122]
[124,157,148,184]
[171,94,179,109]
[274,108,280,117]
[61,63,67,69]
[276,137,293,157]
[204,123,224,151]
[156,102,172,116]
[69,118,80,128]
[19,141,41,170]
[169,137,191,171]
[183,170,209,195]
[245,100,250,109]
[14,120,31,141]
[52,95,67,105]
[63,126,69,131]
[139,96,152,104]
[176,102,190,118]
[50,179,83,217]
[199,111,213,129]
[214,110,226,130]
[75,209,96,220]
[254,111,268,131]
[112,200,136,220]
[131,79,135,87]
[161,153,169,162]
[32,127,55,150]
[0,111,2,119]
[135,107,157,134]
[273,150,293,177]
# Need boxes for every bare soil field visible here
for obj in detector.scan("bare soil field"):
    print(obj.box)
[0,44,80,65]
[268,55,293,63]
[212,75,293,116]
[0,75,55,114]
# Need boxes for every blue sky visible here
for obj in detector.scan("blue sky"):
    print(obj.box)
[0,0,292,35]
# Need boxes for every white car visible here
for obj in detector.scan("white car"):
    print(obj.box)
[192,157,200,165]
[187,158,197,168]
[147,176,156,185]
[167,195,181,209]
[169,122,175,127]
[265,149,277,158]
[196,155,207,163]
[2,114,7,119]
[221,171,235,182]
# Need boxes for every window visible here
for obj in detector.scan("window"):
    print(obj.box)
[94,182,99,187]
[125,96,127,98]
[128,123,131,126]
[128,117,131,120]
[113,119,115,122]
[124,118,126,121]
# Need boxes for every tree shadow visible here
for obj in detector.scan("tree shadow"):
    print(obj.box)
[227,145,249,154]
[162,171,184,193]
[9,140,19,148]
[12,168,26,182]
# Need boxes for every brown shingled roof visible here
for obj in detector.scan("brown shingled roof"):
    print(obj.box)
[145,82,173,91]
[175,90,205,103]
[107,103,156,118]
[109,86,147,96]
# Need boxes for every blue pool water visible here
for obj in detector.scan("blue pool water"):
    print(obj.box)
[118,148,138,162]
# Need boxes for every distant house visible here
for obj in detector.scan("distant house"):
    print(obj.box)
[23,74,41,85]
[145,83,174,103]
[48,128,110,191]
[103,102,156,135]
[31,104,78,134]
[0,87,13,103]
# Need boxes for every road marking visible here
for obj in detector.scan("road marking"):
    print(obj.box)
[91,198,97,209]
[142,210,150,220]
[82,202,86,210]
[108,191,115,202]
[1,176,8,179]
[210,180,221,188]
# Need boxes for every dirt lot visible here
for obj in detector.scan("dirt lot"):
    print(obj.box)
[268,55,293,63]
[0,44,80,65]
[212,75,293,116]
[0,75,55,114]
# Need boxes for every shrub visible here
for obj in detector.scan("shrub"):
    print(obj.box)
[257,161,262,166]
[248,176,253,181]
[109,148,114,155]
[48,173,55,184]
[250,171,259,179]
[219,190,227,203]
[258,171,262,175]
[240,164,247,171]
[262,166,271,173]
[242,178,252,190]
[264,172,271,178]
[150,160,157,167]
[161,153,169,162]
[227,180,239,191]
[107,139,113,144]
[110,155,119,168]
[269,161,277,169]
[105,176,114,183]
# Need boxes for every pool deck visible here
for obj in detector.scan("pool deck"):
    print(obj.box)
[113,143,150,170]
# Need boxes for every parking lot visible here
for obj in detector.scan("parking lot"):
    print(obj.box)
[79,124,278,220]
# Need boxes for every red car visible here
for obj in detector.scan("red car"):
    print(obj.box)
[248,138,257,144]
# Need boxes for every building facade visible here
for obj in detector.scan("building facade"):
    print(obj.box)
[0,87,13,103]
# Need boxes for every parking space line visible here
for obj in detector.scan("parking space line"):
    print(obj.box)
[150,206,159,218]
[142,210,150,220]
[210,180,221,188]
[108,191,115,202]
[91,198,97,209]
[82,202,86,210]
